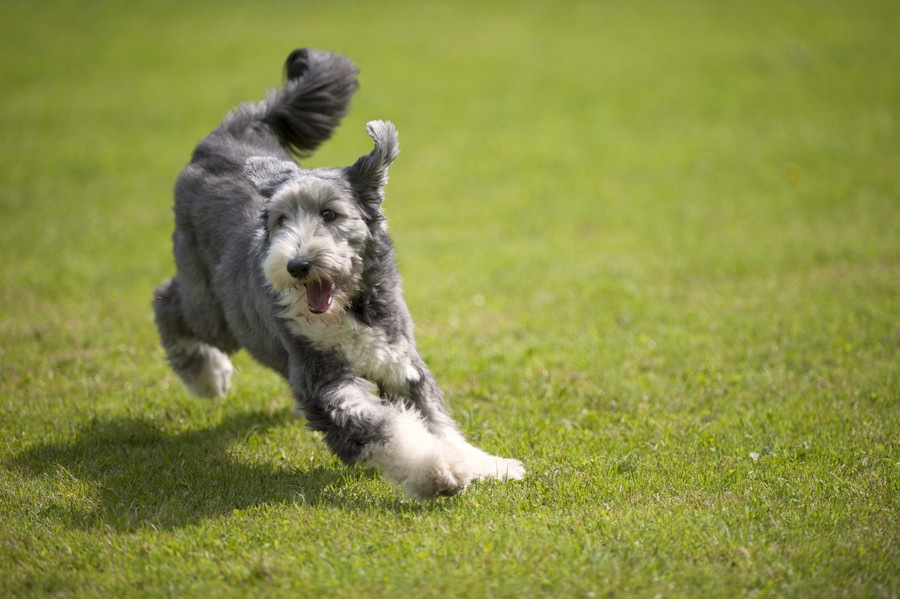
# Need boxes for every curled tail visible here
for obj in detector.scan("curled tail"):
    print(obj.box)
[261,49,359,157]
[219,49,358,158]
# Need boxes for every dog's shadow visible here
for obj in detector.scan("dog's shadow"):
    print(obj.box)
[9,408,419,531]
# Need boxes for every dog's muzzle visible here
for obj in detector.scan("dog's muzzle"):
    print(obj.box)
[287,258,335,314]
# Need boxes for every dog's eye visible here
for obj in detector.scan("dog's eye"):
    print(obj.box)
[272,215,287,230]
[320,209,337,223]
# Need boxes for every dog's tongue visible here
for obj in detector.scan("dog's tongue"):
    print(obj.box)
[306,280,335,314]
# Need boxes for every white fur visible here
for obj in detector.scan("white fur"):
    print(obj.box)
[363,408,473,499]
[362,410,525,499]
[284,310,420,394]
[173,340,233,398]
[440,430,526,482]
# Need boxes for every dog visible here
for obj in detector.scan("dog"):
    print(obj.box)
[153,48,524,499]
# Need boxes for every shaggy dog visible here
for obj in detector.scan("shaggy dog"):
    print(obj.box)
[153,48,524,499]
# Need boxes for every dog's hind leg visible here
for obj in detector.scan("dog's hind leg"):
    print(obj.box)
[153,278,234,398]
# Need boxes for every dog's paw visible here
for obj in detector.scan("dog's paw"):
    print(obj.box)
[401,456,472,500]
[184,346,233,398]
[472,456,525,481]
[364,409,475,500]
[440,434,525,482]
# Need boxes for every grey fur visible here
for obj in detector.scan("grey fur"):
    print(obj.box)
[153,48,524,499]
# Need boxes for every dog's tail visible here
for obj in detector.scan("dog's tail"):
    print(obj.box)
[256,49,359,157]
[262,48,357,156]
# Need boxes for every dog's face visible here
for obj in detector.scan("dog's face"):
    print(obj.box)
[261,174,367,315]
[246,121,399,317]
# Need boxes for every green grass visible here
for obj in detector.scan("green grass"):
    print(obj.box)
[2,0,898,596]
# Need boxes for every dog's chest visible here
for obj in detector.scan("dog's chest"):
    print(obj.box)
[288,315,419,392]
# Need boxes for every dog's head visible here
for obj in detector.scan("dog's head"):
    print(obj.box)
[245,120,399,316]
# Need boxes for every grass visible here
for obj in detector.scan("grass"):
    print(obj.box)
[1,0,897,596]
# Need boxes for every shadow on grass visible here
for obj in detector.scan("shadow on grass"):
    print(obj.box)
[9,409,431,530]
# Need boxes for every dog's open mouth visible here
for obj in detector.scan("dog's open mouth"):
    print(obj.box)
[305,279,335,314]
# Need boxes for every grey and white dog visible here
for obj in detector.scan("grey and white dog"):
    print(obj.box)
[153,48,524,499]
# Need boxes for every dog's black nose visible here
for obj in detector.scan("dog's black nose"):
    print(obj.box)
[286,258,312,280]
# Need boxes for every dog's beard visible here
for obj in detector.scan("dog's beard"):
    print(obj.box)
[262,233,359,320]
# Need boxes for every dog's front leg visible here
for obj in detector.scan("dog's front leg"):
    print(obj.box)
[288,350,474,499]
[405,353,526,484]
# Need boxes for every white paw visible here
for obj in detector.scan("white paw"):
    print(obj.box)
[184,346,233,398]
[441,433,525,482]
[364,409,474,500]
[402,455,471,500]
[471,456,526,482]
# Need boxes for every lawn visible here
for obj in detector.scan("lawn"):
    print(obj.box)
[1,0,897,596]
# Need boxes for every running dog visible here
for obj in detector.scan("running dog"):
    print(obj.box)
[153,48,524,499]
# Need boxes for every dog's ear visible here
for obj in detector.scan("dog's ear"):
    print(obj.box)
[345,120,399,206]
[245,156,300,198]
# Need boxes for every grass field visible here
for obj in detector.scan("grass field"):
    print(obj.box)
[1,0,898,596]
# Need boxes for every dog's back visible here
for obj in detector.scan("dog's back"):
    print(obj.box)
[173,50,359,262]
